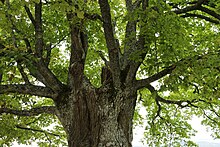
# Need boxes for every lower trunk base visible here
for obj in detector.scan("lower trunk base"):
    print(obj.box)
[56,86,136,147]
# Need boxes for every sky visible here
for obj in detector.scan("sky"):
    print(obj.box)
[132,124,220,147]
[132,110,220,147]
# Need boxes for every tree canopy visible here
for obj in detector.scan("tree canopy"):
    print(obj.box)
[0,0,220,146]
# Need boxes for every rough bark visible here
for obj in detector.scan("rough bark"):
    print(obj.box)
[54,79,137,147]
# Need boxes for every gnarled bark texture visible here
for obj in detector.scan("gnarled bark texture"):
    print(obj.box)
[55,79,137,147]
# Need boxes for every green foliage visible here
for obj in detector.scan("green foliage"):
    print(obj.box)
[136,89,198,146]
[0,94,67,146]
[0,0,220,146]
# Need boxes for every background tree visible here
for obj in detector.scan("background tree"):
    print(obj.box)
[0,0,219,146]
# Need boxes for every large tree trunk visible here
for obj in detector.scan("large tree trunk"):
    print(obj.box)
[55,81,137,147]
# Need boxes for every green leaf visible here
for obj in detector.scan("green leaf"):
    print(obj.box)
[76,10,84,19]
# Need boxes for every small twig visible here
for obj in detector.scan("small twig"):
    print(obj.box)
[152,99,163,125]
[84,13,103,22]
[0,106,57,116]
[96,50,109,67]
[15,125,60,137]
[24,5,36,27]
[0,72,2,84]
[45,43,52,66]
[146,84,199,108]
[51,35,67,49]
[181,13,220,24]
[202,110,218,124]
[17,64,31,84]
[45,133,52,146]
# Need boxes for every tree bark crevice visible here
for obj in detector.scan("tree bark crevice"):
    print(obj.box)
[55,82,136,147]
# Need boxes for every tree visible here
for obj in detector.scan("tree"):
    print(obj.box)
[0,0,219,146]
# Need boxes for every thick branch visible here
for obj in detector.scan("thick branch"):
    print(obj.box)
[198,6,220,20]
[98,0,121,88]
[34,1,64,91]
[122,0,149,85]
[45,43,52,66]
[35,0,43,57]
[135,65,176,90]
[125,0,132,11]
[0,72,2,84]
[0,84,56,98]
[33,1,64,92]
[173,4,199,14]
[172,0,206,14]
[66,13,88,88]
[181,13,220,24]
[123,0,138,67]
[172,0,220,22]
[3,1,63,92]
[26,62,63,93]
[135,51,219,90]
[0,106,57,116]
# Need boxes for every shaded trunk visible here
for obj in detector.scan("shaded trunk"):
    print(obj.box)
[55,83,137,147]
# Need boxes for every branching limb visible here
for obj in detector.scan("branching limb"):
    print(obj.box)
[0,72,2,84]
[0,84,56,98]
[24,5,36,27]
[135,65,176,90]
[173,4,198,14]
[4,2,60,90]
[98,0,121,88]
[97,50,109,67]
[45,43,52,66]
[123,0,149,85]
[135,51,218,90]
[173,0,206,14]
[181,13,220,24]
[35,0,43,57]
[84,13,103,22]
[202,110,219,124]
[0,106,57,116]
[15,125,60,137]
[51,35,67,49]
[133,0,142,9]
[146,84,199,108]
[5,2,64,92]
[152,99,163,125]
[17,64,31,84]
[198,6,220,20]
[199,100,220,118]
[32,1,64,92]
[172,0,220,22]
[122,0,138,69]
[23,38,32,53]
